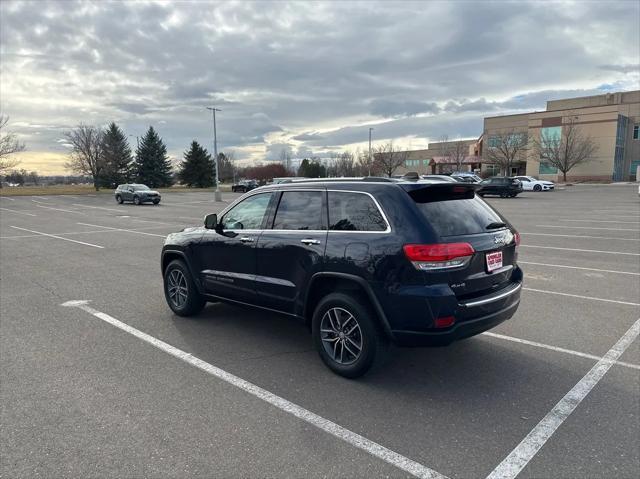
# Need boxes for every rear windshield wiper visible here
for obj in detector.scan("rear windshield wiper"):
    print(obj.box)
[486,222,507,230]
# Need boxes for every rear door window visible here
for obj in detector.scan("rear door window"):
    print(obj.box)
[272,191,324,230]
[410,188,504,237]
[328,192,387,231]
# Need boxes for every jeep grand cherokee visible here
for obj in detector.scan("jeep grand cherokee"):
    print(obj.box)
[161,178,522,378]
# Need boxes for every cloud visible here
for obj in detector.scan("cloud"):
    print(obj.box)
[0,0,638,173]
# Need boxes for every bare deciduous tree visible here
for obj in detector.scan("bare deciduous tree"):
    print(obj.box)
[531,117,598,182]
[445,139,468,172]
[0,115,25,175]
[485,129,528,175]
[279,149,292,173]
[335,150,355,177]
[356,148,375,176]
[374,141,409,177]
[64,124,104,190]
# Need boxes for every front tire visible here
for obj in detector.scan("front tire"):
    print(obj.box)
[153,199,160,205]
[312,292,388,378]
[533,184,542,192]
[500,192,508,198]
[164,260,206,316]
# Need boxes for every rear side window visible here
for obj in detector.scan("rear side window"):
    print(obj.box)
[273,191,324,230]
[328,192,387,231]
[411,188,504,237]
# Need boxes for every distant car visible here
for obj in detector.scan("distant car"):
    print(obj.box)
[513,176,555,192]
[421,175,459,183]
[114,184,161,205]
[451,172,482,183]
[477,177,523,198]
[232,180,258,193]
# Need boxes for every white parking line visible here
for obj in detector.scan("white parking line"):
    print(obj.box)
[1,225,171,240]
[72,203,125,213]
[518,261,640,276]
[520,245,639,256]
[76,222,167,238]
[482,332,640,370]
[61,300,447,479]
[10,226,104,249]
[560,219,640,224]
[536,224,639,232]
[35,204,84,214]
[486,319,639,479]
[523,287,640,306]
[0,207,37,216]
[0,196,16,201]
[521,232,639,242]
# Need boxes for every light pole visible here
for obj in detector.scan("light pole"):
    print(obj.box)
[206,107,222,201]
[368,127,374,177]
[129,135,139,149]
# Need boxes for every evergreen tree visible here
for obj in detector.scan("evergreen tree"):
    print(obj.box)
[133,126,174,187]
[98,122,133,187]
[178,140,215,187]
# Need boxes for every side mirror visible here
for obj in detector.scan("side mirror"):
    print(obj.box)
[204,213,218,230]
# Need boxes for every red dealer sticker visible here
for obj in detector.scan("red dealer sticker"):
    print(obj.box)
[486,251,503,272]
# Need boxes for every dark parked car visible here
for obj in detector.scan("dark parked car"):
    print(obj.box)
[115,184,161,205]
[477,177,523,198]
[161,178,522,377]
[231,180,258,193]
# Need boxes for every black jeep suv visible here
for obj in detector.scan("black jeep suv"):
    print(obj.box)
[161,178,522,377]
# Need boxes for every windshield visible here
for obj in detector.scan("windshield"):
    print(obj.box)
[132,185,150,191]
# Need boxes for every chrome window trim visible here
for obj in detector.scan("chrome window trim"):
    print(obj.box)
[213,187,391,234]
[326,189,391,234]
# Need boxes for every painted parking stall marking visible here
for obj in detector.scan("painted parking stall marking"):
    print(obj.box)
[61,300,448,479]
[0,207,37,216]
[518,261,640,276]
[486,319,640,479]
[9,226,104,249]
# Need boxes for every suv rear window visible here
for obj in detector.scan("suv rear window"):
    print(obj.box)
[328,192,387,231]
[273,191,324,230]
[411,189,504,237]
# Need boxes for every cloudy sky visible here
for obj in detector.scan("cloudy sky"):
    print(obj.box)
[1,0,639,174]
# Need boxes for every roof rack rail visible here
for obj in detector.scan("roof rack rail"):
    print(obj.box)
[281,177,398,184]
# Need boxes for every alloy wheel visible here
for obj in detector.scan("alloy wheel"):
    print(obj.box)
[167,269,188,309]
[320,307,363,365]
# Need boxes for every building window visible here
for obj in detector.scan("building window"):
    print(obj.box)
[485,164,500,176]
[633,124,639,140]
[423,159,429,166]
[539,162,558,174]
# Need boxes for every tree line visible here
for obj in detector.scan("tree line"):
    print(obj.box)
[63,122,243,190]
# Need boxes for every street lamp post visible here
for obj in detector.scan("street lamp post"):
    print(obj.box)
[368,127,374,177]
[206,107,222,202]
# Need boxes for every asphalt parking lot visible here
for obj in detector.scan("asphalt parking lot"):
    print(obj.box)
[1,185,638,478]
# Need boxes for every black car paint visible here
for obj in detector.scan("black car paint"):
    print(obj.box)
[162,180,522,346]
[477,177,523,197]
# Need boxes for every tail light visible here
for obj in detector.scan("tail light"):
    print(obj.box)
[513,231,521,247]
[403,243,475,271]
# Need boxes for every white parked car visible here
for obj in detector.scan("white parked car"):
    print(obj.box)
[514,176,555,191]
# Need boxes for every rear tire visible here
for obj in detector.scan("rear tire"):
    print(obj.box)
[312,292,388,378]
[163,260,206,316]
[115,195,123,204]
[133,195,141,205]
[500,192,508,198]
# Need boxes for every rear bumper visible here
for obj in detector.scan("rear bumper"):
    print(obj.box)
[389,280,522,347]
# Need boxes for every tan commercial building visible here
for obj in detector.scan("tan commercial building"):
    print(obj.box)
[395,139,481,176]
[482,90,640,181]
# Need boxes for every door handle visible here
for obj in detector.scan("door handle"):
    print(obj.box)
[239,236,254,243]
[301,238,321,245]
